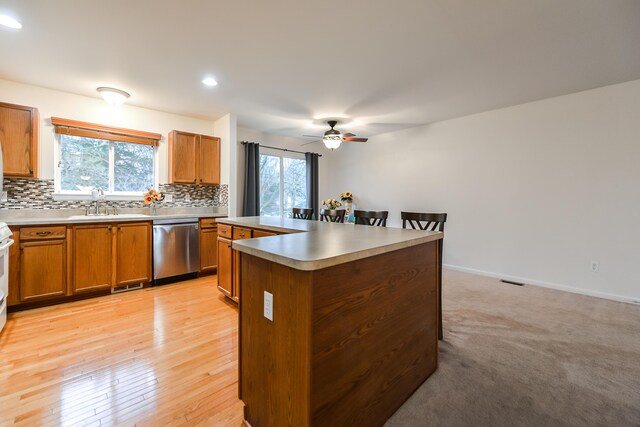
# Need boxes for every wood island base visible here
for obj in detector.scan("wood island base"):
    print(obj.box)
[238,240,439,427]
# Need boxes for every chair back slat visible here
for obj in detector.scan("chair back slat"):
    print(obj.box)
[319,208,346,223]
[401,212,447,232]
[354,210,389,227]
[292,208,314,220]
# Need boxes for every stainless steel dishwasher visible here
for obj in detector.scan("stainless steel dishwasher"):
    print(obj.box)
[153,218,200,282]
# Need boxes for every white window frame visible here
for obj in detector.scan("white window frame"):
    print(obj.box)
[53,133,159,201]
[259,148,306,218]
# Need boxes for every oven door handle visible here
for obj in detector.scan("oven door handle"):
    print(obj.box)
[0,239,14,252]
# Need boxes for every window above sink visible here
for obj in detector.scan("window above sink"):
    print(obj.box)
[52,118,160,200]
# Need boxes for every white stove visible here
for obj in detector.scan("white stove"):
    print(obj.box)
[0,222,14,334]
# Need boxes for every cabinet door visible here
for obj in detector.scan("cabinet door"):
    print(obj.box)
[217,237,233,297]
[116,222,151,286]
[200,227,218,272]
[0,102,38,178]
[198,135,220,185]
[232,250,241,302]
[72,224,113,293]
[170,131,197,184]
[19,240,66,302]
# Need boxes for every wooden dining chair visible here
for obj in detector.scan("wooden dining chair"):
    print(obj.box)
[401,212,447,340]
[354,210,389,227]
[319,208,346,223]
[292,207,314,220]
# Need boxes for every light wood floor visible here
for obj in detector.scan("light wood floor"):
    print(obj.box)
[0,276,244,426]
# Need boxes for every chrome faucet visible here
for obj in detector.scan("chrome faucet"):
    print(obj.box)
[86,188,107,215]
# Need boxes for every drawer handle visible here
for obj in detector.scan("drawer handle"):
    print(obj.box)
[239,233,245,237]
[36,231,52,236]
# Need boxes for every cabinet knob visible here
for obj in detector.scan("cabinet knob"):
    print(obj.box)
[108,225,112,231]
[193,179,196,183]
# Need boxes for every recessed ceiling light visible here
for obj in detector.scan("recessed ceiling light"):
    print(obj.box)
[0,15,22,29]
[96,87,130,106]
[202,77,218,87]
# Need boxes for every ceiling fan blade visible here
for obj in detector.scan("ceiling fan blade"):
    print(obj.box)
[341,132,356,138]
[343,137,368,142]
[303,134,322,138]
[301,139,320,146]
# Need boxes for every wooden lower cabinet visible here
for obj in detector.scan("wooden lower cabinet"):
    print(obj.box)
[19,239,66,302]
[217,237,233,297]
[200,226,218,272]
[72,224,113,293]
[215,225,281,302]
[116,222,152,287]
[8,221,153,309]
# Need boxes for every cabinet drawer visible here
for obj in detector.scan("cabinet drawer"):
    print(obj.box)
[20,226,66,241]
[253,229,277,238]
[233,227,253,240]
[200,218,218,229]
[217,224,232,238]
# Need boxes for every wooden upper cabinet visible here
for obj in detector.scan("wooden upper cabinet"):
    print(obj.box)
[169,130,220,185]
[115,222,152,287]
[199,135,221,185]
[0,102,38,178]
[169,131,198,184]
[72,224,113,293]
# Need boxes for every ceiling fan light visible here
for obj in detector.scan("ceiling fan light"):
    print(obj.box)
[323,135,342,150]
[97,87,130,106]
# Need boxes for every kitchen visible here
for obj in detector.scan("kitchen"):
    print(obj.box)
[1,2,640,427]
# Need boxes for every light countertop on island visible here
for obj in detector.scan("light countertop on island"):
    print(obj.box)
[218,216,443,271]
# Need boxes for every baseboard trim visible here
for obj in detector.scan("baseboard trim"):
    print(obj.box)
[443,264,639,305]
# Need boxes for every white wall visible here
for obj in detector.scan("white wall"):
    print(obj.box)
[324,79,640,302]
[0,79,224,185]
[232,126,329,217]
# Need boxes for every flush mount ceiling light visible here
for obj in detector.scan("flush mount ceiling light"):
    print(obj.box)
[202,77,218,87]
[0,14,22,29]
[96,87,130,106]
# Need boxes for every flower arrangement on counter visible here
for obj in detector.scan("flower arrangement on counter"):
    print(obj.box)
[322,198,343,210]
[144,187,165,205]
[339,191,354,202]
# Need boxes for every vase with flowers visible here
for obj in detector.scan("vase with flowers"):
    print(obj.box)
[322,198,342,210]
[339,191,355,223]
[144,187,165,215]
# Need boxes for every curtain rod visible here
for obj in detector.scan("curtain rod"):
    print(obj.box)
[240,141,322,157]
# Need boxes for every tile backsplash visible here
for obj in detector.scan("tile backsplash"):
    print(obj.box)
[1,178,228,210]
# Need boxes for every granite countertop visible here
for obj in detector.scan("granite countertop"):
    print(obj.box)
[0,207,228,226]
[218,216,443,271]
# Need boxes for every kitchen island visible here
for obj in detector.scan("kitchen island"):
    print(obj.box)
[218,216,443,427]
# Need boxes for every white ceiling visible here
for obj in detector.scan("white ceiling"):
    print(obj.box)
[1,0,639,140]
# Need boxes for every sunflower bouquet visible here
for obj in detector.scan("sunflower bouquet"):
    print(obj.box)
[144,188,165,205]
[322,198,342,210]
[339,191,354,202]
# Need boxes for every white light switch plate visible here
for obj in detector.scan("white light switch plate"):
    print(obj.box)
[264,291,273,321]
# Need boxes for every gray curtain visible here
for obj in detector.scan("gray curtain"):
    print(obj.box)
[305,152,319,220]
[242,142,260,216]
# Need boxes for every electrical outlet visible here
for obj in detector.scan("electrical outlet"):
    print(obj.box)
[164,194,173,202]
[590,261,599,272]
[264,291,273,321]
[0,191,7,202]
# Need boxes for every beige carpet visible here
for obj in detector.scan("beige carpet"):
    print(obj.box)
[385,270,640,426]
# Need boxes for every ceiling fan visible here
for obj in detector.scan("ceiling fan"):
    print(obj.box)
[302,120,368,150]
